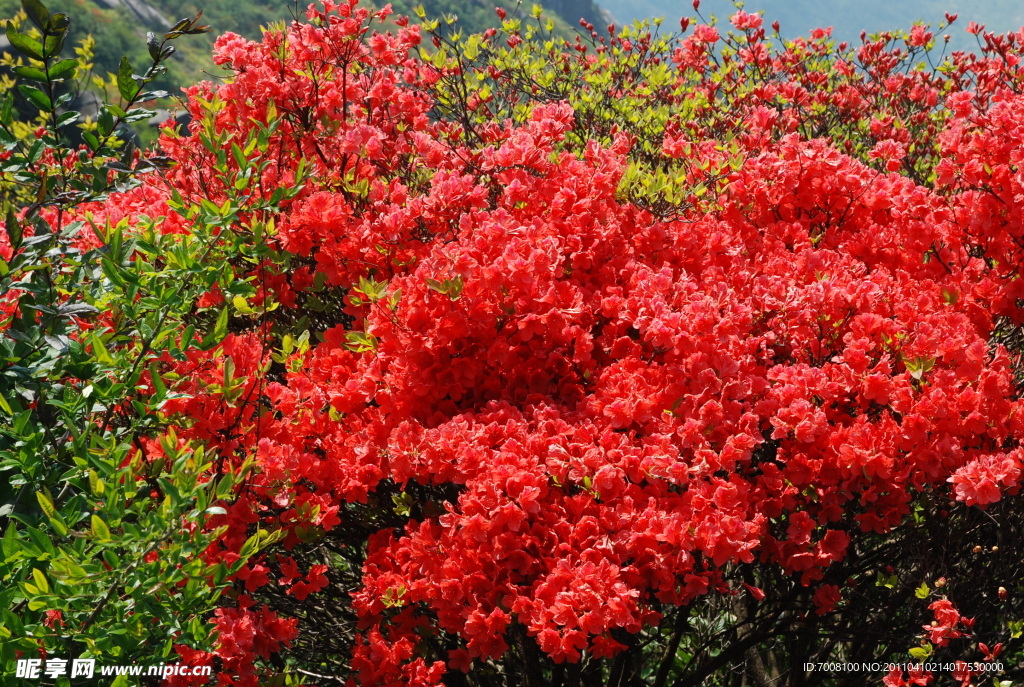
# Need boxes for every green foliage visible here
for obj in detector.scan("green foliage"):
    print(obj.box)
[395,0,584,37]
[423,17,740,218]
[0,0,273,675]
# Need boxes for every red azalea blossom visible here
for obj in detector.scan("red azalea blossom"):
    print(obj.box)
[42,610,64,628]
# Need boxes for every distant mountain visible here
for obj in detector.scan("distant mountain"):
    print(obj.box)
[599,0,1024,53]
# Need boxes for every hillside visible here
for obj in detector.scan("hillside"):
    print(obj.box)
[599,0,1024,53]
[0,0,251,90]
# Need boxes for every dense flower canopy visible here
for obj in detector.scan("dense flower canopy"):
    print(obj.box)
[4,0,1024,685]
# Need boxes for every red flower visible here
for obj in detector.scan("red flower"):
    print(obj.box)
[812,585,841,615]
[42,610,65,628]
[743,583,766,601]
[289,564,329,601]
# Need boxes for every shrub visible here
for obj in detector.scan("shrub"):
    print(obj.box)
[4,1,1024,685]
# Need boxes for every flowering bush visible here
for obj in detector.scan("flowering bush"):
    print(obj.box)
[4,0,1024,685]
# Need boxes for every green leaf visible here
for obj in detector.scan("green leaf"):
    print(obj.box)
[344,330,378,353]
[0,92,13,125]
[82,131,99,151]
[47,58,78,80]
[6,23,44,60]
[50,555,87,580]
[46,12,69,33]
[914,582,930,599]
[199,307,228,350]
[42,30,65,59]
[88,469,105,496]
[102,549,120,569]
[89,331,114,365]
[48,513,68,537]
[57,302,99,318]
[13,65,47,82]
[97,108,115,136]
[179,323,195,351]
[904,355,935,381]
[90,514,111,541]
[1,524,18,561]
[54,110,79,128]
[425,276,464,300]
[231,295,254,315]
[116,56,138,102]
[180,11,209,35]
[32,567,49,594]
[230,142,247,169]
[17,84,51,111]
[148,361,167,401]
[13,410,31,434]
[168,17,192,34]
[22,0,50,32]
[36,490,56,519]
[237,528,285,562]
[222,357,235,393]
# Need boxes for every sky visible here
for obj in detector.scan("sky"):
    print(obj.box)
[598,0,1024,53]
